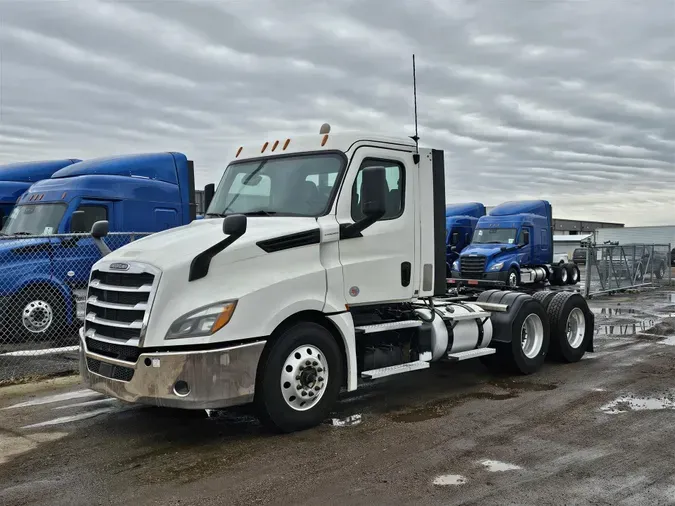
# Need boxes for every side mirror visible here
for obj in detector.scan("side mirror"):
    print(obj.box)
[360,166,387,218]
[204,183,215,212]
[465,233,470,243]
[70,210,86,233]
[450,246,457,253]
[91,220,111,256]
[223,214,247,236]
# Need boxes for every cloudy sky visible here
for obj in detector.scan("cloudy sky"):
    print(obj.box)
[0,0,673,225]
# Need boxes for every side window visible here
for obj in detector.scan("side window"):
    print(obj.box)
[77,205,108,233]
[351,158,405,222]
[520,229,530,246]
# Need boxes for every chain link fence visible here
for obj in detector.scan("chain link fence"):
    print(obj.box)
[0,232,151,384]
[582,243,672,298]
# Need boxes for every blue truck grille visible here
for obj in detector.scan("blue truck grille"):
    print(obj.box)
[84,266,157,347]
[460,256,487,278]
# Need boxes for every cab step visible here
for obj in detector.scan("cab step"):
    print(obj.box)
[446,348,496,362]
[355,320,422,334]
[361,360,430,380]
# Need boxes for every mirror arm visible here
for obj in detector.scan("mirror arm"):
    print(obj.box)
[340,209,386,239]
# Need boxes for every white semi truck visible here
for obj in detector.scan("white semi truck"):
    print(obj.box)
[79,126,595,432]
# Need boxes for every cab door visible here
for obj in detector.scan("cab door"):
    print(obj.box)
[336,148,417,305]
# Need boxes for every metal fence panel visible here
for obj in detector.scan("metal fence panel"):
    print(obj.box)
[583,243,671,298]
[0,232,151,384]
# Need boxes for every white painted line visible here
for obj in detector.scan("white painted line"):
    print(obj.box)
[433,474,467,486]
[1,346,79,357]
[479,459,523,472]
[329,414,362,427]
[53,398,117,410]
[3,390,100,410]
[21,407,116,429]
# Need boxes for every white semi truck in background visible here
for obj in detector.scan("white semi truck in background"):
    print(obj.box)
[79,126,595,432]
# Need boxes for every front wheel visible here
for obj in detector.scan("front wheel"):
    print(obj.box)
[6,287,67,342]
[507,268,520,288]
[255,322,343,433]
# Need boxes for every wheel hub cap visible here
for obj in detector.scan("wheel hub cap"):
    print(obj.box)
[22,300,54,333]
[281,345,329,411]
[520,313,544,359]
[566,308,586,349]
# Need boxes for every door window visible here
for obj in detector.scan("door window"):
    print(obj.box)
[75,205,108,233]
[351,159,405,221]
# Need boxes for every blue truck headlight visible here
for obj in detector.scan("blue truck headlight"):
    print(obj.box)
[166,300,237,339]
[452,260,459,271]
[489,262,505,271]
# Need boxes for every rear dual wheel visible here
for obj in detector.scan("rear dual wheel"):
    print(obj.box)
[546,292,593,363]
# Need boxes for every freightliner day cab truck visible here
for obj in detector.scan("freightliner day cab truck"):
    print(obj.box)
[0,153,213,340]
[449,200,581,289]
[445,202,485,271]
[79,126,594,432]
[0,159,81,224]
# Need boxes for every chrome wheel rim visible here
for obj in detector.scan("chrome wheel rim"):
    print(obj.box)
[566,308,586,349]
[561,269,568,283]
[281,345,328,411]
[509,272,518,287]
[521,313,544,359]
[22,300,54,333]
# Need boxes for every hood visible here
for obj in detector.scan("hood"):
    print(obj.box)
[100,216,320,271]
[0,236,53,264]
[461,243,517,259]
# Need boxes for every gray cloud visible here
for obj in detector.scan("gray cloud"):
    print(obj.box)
[0,0,673,225]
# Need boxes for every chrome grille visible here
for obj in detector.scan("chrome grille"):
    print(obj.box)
[460,255,487,278]
[83,262,159,355]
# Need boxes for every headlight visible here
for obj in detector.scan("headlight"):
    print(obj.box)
[489,262,504,271]
[166,300,237,339]
[452,260,460,271]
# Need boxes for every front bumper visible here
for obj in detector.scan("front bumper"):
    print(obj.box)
[448,270,508,287]
[79,328,266,409]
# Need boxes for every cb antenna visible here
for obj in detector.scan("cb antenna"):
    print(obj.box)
[410,54,420,164]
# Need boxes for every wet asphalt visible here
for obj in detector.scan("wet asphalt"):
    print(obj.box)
[1,289,675,505]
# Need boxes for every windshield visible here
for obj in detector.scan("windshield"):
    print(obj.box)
[207,153,345,218]
[1,203,67,236]
[472,227,517,245]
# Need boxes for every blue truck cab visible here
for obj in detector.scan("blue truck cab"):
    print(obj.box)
[450,200,578,288]
[0,159,81,225]
[0,152,203,341]
[445,202,486,269]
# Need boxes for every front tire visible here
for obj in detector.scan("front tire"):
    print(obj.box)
[507,268,520,288]
[7,286,67,341]
[255,321,343,433]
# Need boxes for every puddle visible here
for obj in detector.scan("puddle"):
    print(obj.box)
[433,474,467,486]
[488,378,558,392]
[595,320,657,337]
[479,459,522,472]
[660,336,675,346]
[644,319,675,336]
[591,307,637,316]
[390,392,516,423]
[600,395,675,414]
[328,414,362,427]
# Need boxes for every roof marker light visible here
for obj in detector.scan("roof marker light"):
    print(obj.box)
[61,192,67,199]
[271,140,279,152]
[236,146,243,158]
[283,139,291,150]
[321,134,329,146]
[261,141,269,153]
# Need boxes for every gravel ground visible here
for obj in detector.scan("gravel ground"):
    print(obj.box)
[0,289,674,505]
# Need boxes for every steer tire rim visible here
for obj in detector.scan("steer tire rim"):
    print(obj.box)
[281,345,329,412]
[520,313,544,359]
[566,307,586,349]
[509,272,518,287]
[22,300,54,334]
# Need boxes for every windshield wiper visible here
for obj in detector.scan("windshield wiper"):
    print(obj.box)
[242,210,276,216]
[205,212,227,218]
[12,232,33,236]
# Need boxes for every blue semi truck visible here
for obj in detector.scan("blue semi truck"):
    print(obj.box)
[449,200,580,288]
[0,152,213,341]
[0,159,82,224]
[445,202,485,270]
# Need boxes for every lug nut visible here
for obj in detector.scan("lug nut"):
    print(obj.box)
[305,360,311,366]
[312,361,318,366]
[296,384,302,390]
[301,391,307,397]
[309,392,314,397]
[317,368,323,373]
[315,386,321,391]
[318,377,324,382]
[295,375,300,380]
